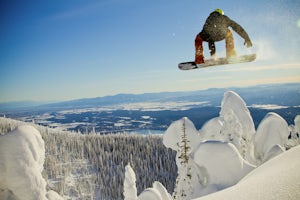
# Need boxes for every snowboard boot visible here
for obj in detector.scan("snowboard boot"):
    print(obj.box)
[195,34,205,64]
[209,41,216,59]
[225,29,237,59]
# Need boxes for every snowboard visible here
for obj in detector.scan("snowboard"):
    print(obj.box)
[178,54,256,70]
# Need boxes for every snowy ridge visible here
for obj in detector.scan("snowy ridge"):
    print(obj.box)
[126,91,300,200]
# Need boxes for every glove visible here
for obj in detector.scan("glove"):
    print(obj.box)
[244,39,252,48]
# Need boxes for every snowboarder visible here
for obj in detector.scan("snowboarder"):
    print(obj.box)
[195,9,253,64]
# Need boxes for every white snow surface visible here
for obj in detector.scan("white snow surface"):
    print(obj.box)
[0,125,47,200]
[123,164,172,200]
[163,117,201,154]
[218,91,256,163]
[152,181,173,200]
[220,91,255,141]
[138,188,162,200]
[199,117,223,141]
[1,90,299,200]
[194,145,300,200]
[0,125,63,200]
[157,90,299,200]
[193,141,255,192]
[137,181,172,200]
[294,115,300,133]
[124,163,138,200]
[254,112,289,163]
[46,190,64,200]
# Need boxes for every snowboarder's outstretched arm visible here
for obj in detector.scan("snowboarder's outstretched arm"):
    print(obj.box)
[229,19,252,47]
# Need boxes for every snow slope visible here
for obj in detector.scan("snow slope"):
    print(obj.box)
[194,145,300,200]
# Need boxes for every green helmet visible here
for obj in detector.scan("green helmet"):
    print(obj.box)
[214,9,224,15]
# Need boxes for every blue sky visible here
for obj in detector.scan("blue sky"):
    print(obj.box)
[1,0,300,102]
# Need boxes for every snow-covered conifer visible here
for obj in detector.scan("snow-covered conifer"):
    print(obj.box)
[124,163,138,200]
[286,115,300,149]
[254,112,289,163]
[137,181,173,200]
[219,91,256,163]
[172,118,194,200]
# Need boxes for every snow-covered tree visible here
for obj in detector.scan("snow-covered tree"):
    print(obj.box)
[173,118,193,200]
[0,117,177,200]
[2,88,300,200]
[193,141,255,196]
[0,125,63,200]
[138,181,173,200]
[287,115,300,149]
[0,125,47,200]
[219,91,256,164]
[162,117,209,198]
[124,163,138,200]
[254,112,289,164]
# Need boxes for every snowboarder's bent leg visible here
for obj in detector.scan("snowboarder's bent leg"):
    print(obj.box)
[225,29,237,58]
[195,34,204,64]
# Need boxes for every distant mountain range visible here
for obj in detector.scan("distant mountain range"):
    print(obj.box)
[1,83,299,112]
[1,83,299,133]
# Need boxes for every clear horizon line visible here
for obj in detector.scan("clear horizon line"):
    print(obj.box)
[0,82,299,104]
